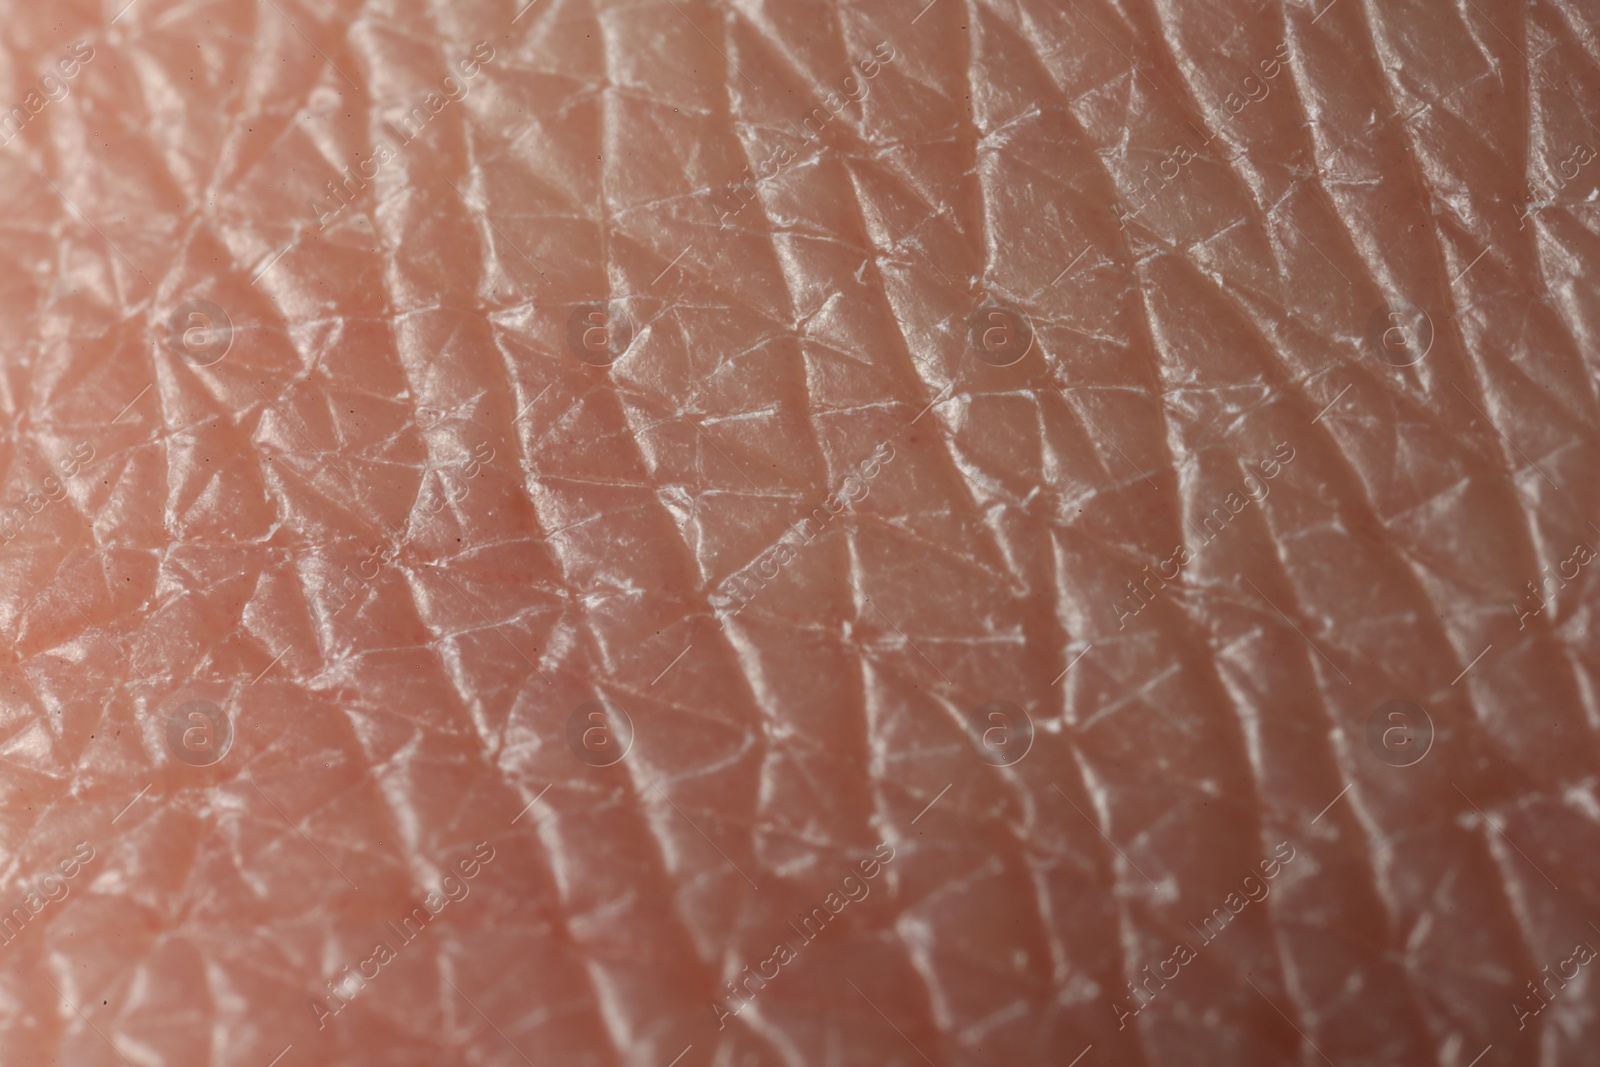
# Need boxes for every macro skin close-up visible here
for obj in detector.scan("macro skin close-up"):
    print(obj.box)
[0,0,1597,1064]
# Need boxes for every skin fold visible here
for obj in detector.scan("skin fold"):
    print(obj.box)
[0,0,1595,1065]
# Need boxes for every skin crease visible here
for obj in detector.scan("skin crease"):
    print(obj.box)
[0,0,1597,1066]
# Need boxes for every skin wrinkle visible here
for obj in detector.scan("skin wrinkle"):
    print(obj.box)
[709,19,888,654]
[588,22,806,1062]
[2,0,1600,1063]
[1305,12,1593,1049]
[1380,3,1597,821]
[1113,6,1561,1062]
[1177,41,1523,979]
[399,80,648,1067]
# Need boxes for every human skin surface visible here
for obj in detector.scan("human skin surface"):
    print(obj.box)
[0,0,1597,1064]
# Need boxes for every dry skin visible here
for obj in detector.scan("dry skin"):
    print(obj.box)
[0,0,1596,1065]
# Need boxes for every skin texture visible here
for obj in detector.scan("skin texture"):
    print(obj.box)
[0,0,1596,1065]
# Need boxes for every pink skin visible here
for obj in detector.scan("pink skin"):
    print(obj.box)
[0,1,1593,1065]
